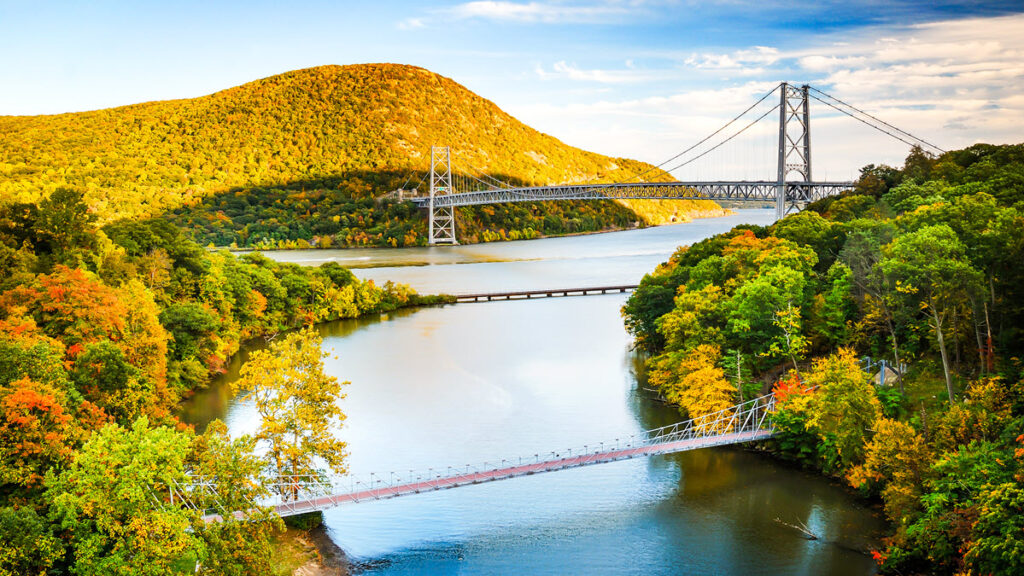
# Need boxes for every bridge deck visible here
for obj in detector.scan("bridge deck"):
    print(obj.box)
[455,285,637,303]
[412,180,852,209]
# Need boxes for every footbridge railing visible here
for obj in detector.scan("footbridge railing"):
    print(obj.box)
[180,392,778,522]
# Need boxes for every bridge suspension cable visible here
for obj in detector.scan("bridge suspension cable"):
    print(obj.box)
[440,83,786,192]
[625,82,783,183]
[806,86,945,154]
[465,162,513,190]
[418,81,949,242]
[662,102,780,174]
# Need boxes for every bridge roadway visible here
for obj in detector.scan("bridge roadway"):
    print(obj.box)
[454,285,637,303]
[410,180,853,209]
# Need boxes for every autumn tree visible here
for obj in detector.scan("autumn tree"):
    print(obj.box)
[0,377,79,496]
[46,417,197,576]
[847,418,930,526]
[881,225,983,403]
[804,348,881,471]
[231,328,348,492]
[188,420,281,576]
[676,345,737,427]
[648,344,736,427]
[655,284,725,352]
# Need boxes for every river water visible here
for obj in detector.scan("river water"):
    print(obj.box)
[181,210,885,575]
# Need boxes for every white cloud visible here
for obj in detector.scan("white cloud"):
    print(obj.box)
[446,1,630,23]
[396,17,426,30]
[685,46,780,70]
[535,61,659,83]
[512,14,1024,180]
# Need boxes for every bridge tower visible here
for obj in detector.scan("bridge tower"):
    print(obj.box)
[776,83,812,220]
[428,146,458,245]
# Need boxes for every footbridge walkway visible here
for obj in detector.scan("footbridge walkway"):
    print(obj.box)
[186,393,778,522]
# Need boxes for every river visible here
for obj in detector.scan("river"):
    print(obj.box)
[181,210,886,575]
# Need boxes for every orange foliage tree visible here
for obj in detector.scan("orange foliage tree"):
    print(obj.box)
[0,267,172,419]
[0,377,79,493]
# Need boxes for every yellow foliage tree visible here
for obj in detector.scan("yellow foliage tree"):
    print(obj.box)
[677,345,738,431]
[649,344,737,430]
[847,417,930,526]
[805,348,882,470]
[231,327,347,497]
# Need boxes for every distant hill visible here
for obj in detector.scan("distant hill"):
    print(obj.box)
[0,64,725,246]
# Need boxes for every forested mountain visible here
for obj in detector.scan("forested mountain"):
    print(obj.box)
[0,64,723,247]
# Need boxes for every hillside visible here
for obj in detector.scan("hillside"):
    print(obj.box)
[0,64,724,247]
[623,143,1024,575]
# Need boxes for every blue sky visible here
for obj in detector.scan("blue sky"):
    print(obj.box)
[2,1,1022,179]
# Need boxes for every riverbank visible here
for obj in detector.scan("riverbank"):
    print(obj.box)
[272,525,351,576]
[210,205,734,253]
[183,210,885,575]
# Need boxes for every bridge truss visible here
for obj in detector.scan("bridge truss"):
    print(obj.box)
[413,180,851,209]
[182,392,778,522]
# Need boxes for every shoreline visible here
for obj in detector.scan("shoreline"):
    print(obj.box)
[307,524,351,576]
[211,207,736,253]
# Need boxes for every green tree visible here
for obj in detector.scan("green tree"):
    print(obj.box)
[838,222,909,388]
[818,261,855,348]
[0,506,65,576]
[159,303,220,364]
[805,349,882,471]
[46,417,197,576]
[881,225,984,402]
[188,421,281,576]
[965,482,1024,575]
[32,188,99,268]
[727,264,808,369]
[70,341,154,425]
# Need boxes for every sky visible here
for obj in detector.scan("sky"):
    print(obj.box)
[2,0,1022,180]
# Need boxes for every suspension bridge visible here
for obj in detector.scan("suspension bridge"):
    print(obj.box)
[397,82,943,244]
[175,392,778,522]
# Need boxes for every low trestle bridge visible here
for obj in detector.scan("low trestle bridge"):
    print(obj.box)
[453,284,637,303]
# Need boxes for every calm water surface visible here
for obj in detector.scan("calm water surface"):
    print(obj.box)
[182,211,886,575]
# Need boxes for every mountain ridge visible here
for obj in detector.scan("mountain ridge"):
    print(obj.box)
[0,63,724,245]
